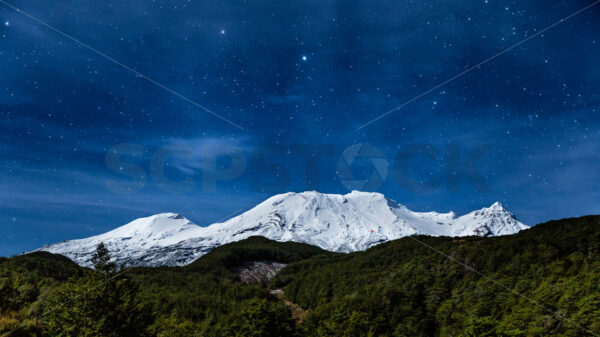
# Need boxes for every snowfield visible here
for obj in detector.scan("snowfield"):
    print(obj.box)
[36,191,528,267]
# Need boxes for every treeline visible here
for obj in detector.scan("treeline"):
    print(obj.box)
[0,237,326,336]
[0,216,599,336]
[273,215,600,336]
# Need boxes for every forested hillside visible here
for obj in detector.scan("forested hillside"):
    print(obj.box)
[273,215,600,336]
[1,216,599,336]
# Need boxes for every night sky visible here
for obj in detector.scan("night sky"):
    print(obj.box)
[1,0,599,256]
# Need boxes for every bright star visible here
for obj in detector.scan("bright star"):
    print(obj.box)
[301,55,308,61]
[220,29,226,35]
[4,21,9,27]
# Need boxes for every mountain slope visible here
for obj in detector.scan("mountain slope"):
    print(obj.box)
[6,216,599,336]
[271,215,600,336]
[36,191,528,267]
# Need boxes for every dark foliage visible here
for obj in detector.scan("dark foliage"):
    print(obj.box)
[0,217,598,336]
[273,216,600,336]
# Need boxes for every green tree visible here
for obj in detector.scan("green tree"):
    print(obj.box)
[91,242,116,274]
[43,242,149,336]
[150,314,197,337]
[0,276,16,311]
[237,299,297,337]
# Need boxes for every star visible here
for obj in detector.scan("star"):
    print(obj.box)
[301,55,308,62]
[4,21,9,27]
[220,29,226,35]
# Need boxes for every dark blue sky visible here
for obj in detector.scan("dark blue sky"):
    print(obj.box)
[1,0,599,256]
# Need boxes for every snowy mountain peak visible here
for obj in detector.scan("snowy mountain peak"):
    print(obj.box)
[488,201,504,210]
[37,191,529,267]
[99,212,200,240]
[157,212,184,219]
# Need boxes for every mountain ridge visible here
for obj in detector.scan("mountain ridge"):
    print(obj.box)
[36,191,528,267]
[7,216,600,336]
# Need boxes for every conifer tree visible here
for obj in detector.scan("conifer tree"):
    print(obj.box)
[43,242,149,336]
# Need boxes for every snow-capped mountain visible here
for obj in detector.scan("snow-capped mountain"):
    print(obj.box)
[36,191,528,267]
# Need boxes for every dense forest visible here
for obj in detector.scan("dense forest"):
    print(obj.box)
[1,215,599,336]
